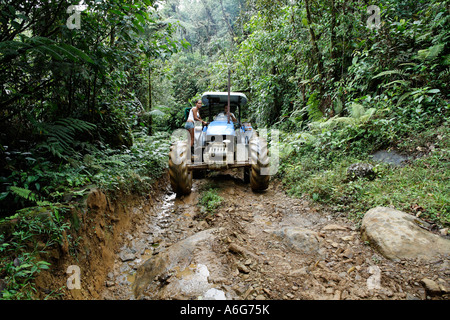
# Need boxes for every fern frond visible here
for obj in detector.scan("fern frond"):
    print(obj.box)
[310,116,355,131]
[48,126,75,147]
[10,186,32,200]
[10,186,52,206]
[350,103,366,118]
[438,67,450,80]
[309,103,376,132]
[350,103,376,122]
[358,108,376,123]
[417,44,445,61]
[382,80,411,88]
[147,109,165,117]
[372,69,407,79]
[55,118,96,132]
[306,93,323,122]
[33,118,96,158]
[396,92,413,106]
[443,55,450,66]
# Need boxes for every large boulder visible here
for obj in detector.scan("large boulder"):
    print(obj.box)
[361,207,450,261]
[132,228,234,300]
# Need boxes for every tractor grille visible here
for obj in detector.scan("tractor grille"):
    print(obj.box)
[211,146,226,155]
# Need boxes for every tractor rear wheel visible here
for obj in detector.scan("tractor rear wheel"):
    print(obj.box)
[249,136,270,191]
[169,141,192,195]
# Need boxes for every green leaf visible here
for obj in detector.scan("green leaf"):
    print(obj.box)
[0,192,9,201]
[110,9,124,16]
[32,45,64,60]
[59,43,95,64]
[372,69,406,79]
[132,19,145,34]
[135,13,145,24]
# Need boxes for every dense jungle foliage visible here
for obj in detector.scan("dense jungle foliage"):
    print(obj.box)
[0,0,449,299]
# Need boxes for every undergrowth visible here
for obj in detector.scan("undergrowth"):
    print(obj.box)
[277,103,450,228]
[197,181,224,216]
[0,129,170,299]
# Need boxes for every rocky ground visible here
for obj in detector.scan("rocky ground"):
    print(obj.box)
[100,171,449,300]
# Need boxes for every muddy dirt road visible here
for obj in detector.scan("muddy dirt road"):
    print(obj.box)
[100,172,448,300]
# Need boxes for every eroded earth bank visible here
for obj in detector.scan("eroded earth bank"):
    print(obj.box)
[88,171,450,301]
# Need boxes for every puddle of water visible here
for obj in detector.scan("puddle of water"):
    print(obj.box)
[127,272,136,284]
[371,150,410,166]
[173,263,197,279]
[154,193,177,232]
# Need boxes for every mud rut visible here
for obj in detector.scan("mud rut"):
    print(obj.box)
[100,171,446,300]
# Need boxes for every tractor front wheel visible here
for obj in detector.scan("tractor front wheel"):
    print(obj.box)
[249,136,270,191]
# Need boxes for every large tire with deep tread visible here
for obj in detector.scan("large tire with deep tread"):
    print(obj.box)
[169,141,192,195]
[249,136,270,191]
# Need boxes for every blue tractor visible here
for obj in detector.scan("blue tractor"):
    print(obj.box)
[169,91,270,195]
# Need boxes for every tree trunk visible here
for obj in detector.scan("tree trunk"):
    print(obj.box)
[305,0,324,78]
[330,0,337,62]
[200,0,217,39]
[305,0,325,115]
[219,0,236,44]
[148,65,152,136]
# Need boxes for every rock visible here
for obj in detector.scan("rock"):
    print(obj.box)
[227,243,260,260]
[105,280,115,287]
[203,288,226,300]
[342,248,353,259]
[420,278,441,295]
[131,239,147,256]
[333,290,341,300]
[236,262,250,274]
[330,242,339,248]
[321,224,349,232]
[367,266,382,290]
[288,267,309,276]
[437,278,450,294]
[406,293,420,300]
[361,207,450,261]
[272,227,323,256]
[242,287,255,299]
[119,248,136,262]
[347,162,375,181]
[132,229,231,299]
